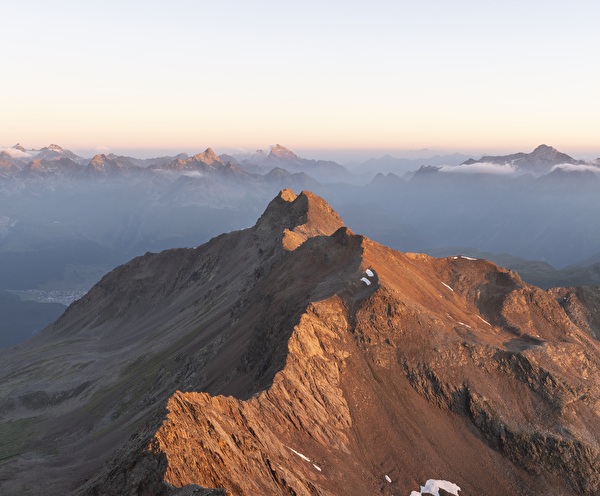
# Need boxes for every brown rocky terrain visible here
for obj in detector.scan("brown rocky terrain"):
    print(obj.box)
[0,189,598,495]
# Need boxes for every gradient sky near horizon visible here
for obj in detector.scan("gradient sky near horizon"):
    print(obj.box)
[2,0,599,159]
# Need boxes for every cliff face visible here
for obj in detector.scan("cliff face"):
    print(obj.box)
[1,190,599,495]
[151,248,598,495]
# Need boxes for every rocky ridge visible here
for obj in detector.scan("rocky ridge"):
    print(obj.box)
[249,144,351,183]
[0,190,598,495]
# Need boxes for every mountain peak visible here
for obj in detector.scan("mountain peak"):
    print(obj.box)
[2,184,599,495]
[279,187,297,202]
[531,144,561,156]
[89,154,107,167]
[461,144,579,174]
[530,143,574,158]
[32,144,86,165]
[269,144,298,160]
[533,144,555,152]
[192,147,221,165]
[88,153,120,172]
[255,189,345,250]
[528,144,578,166]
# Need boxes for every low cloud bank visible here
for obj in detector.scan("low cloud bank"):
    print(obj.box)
[0,147,32,159]
[551,163,600,173]
[439,162,517,175]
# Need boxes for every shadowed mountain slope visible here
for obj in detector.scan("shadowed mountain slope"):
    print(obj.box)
[0,190,598,495]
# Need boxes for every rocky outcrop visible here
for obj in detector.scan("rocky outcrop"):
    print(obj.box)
[552,286,600,340]
[88,154,121,173]
[154,298,353,495]
[268,144,298,160]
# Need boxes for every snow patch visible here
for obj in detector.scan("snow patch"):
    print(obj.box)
[365,268,374,277]
[457,322,471,329]
[360,277,372,286]
[313,464,322,471]
[441,282,454,292]
[285,446,310,462]
[459,256,477,261]
[477,315,491,326]
[384,475,392,483]
[410,479,461,496]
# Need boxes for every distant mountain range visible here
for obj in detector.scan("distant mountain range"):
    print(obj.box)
[3,142,600,349]
[353,152,471,176]
[2,142,598,181]
[459,144,590,175]
[2,141,600,271]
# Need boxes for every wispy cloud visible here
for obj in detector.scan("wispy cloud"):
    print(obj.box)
[181,171,204,178]
[439,162,517,175]
[551,163,600,173]
[0,147,32,159]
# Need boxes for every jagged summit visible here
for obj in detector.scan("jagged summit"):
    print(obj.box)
[32,144,86,165]
[88,153,120,172]
[279,187,297,202]
[255,189,345,250]
[530,143,575,162]
[251,146,352,183]
[192,147,221,165]
[268,143,298,160]
[161,147,224,171]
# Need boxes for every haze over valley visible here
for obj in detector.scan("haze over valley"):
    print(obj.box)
[2,142,600,348]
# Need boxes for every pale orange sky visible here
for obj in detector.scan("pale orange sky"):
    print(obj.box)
[2,1,599,160]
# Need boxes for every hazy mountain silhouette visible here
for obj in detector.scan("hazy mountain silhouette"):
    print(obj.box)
[461,144,586,174]
[355,152,470,176]
[238,144,353,183]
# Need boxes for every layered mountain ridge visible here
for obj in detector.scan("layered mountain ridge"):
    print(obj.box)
[1,190,599,495]
[461,144,586,174]
[0,143,352,184]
